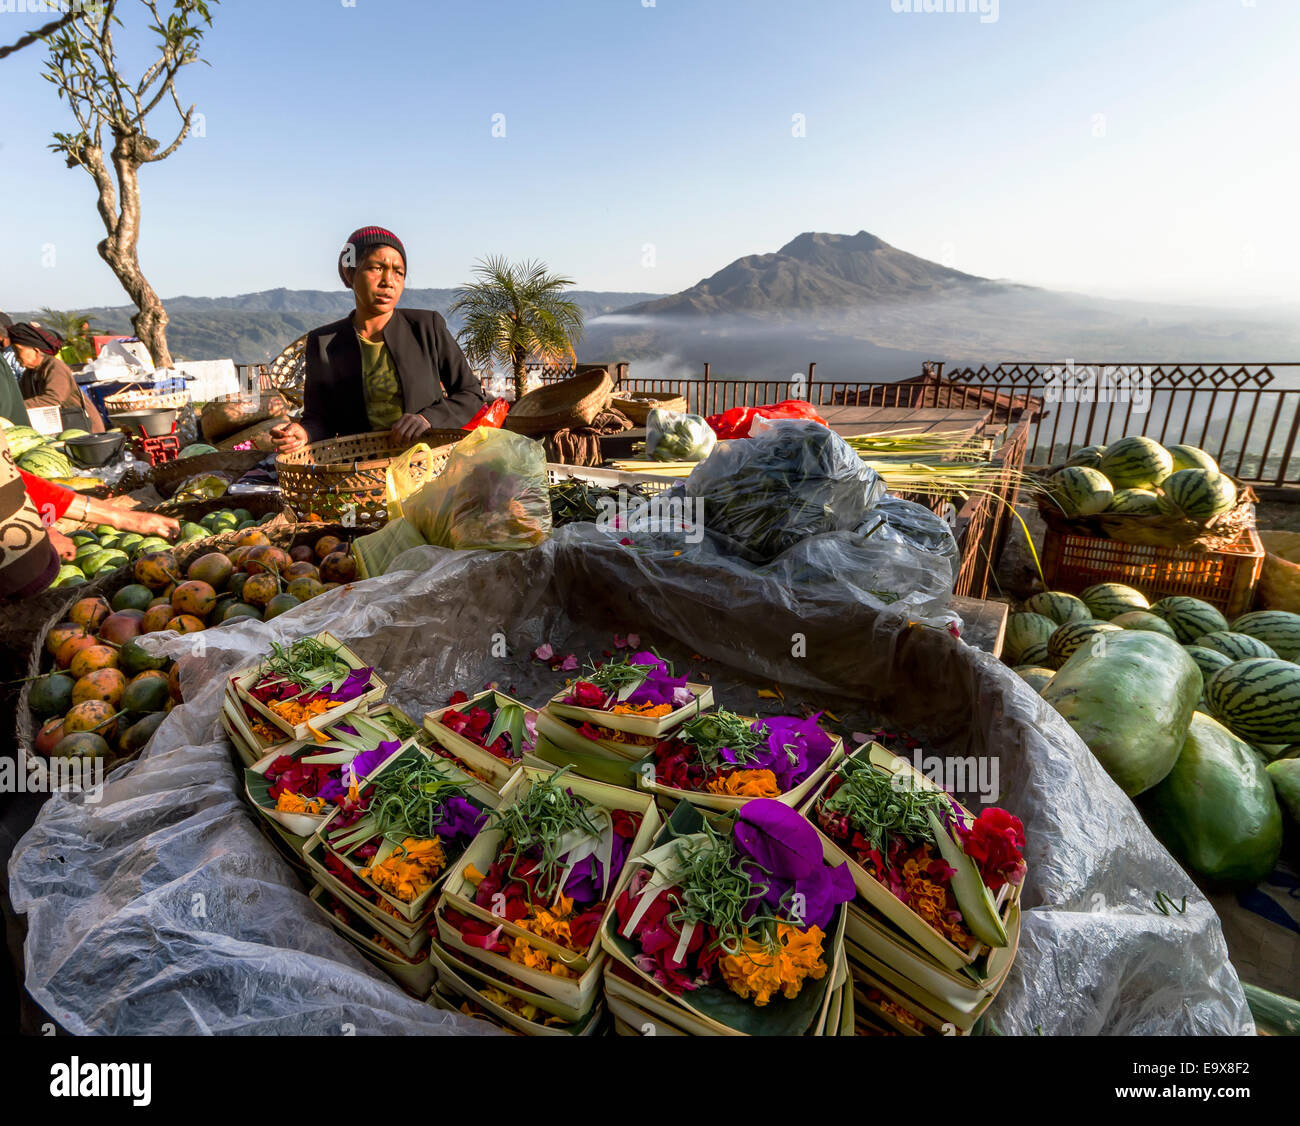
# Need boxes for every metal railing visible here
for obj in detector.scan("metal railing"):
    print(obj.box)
[539,360,1300,486]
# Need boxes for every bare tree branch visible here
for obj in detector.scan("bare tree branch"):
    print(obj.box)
[0,8,79,61]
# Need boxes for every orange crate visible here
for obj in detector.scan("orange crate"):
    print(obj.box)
[1041,524,1263,618]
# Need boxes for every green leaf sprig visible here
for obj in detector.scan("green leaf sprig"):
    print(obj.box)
[258,638,352,692]
[677,710,765,770]
[329,755,471,852]
[490,767,603,899]
[822,758,951,860]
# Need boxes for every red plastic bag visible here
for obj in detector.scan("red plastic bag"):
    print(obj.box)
[463,398,509,431]
[706,399,829,440]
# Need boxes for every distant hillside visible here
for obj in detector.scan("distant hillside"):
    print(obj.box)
[16,288,665,364]
[623,230,1015,316]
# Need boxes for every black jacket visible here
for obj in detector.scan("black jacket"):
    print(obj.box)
[300,308,486,442]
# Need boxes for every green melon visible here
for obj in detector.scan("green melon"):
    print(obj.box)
[17,447,74,479]
[1166,444,1219,474]
[1080,583,1150,620]
[1141,711,1282,884]
[1099,436,1173,490]
[179,443,219,458]
[1266,758,1300,824]
[1157,469,1236,524]
[1047,619,1123,666]
[1022,591,1092,626]
[1049,466,1114,517]
[1110,611,1177,639]
[1004,613,1058,663]
[1206,658,1300,744]
[1149,596,1229,644]
[1195,631,1278,662]
[1106,488,1163,516]
[4,426,47,458]
[1230,611,1300,662]
[1064,445,1105,470]
[1014,666,1056,693]
[1042,631,1200,796]
[57,428,91,441]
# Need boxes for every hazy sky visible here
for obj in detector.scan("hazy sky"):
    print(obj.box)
[1,0,1297,310]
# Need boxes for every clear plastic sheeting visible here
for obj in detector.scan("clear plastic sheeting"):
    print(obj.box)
[10,526,1252,1035]
[645,407,716,462]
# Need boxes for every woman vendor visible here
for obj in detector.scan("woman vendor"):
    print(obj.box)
[9,323,105,433]
[270,226,485,454]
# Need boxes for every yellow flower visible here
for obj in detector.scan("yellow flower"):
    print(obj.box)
[705,769,782,798]
[361,836,446,902]
[718,923,827,1006]
[274,789,325,815]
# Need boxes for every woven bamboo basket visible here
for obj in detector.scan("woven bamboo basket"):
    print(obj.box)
[156,491,288,523]
[276,430,464,526]
[609,391,687,427]
[15,521,356,780]
[504,369,612,436]
[104,387,191,412]
[145,449,269,498]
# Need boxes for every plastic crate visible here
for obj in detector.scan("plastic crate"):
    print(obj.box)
[131,431,181,467]
[1041,523,1264,617]
[545,463,679,496]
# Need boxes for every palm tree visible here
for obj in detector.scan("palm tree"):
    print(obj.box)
[38,307,100,364]
[449,257,585,401]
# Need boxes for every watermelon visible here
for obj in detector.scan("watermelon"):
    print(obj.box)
[4,426,47,458]
[1156,469,1236,524]
[1048,466,1113,517]
[1065,445,1106,469]
[1194,631,1278,662]
[1018,642,1051,667]
[1149,596,1228,644]
[1165,444,1219,474]
[1013,666,1056,693]
[1230,611,1300,662]
[1022,591,1091,626]
[1267,758,1300,824]
[1041,631,1201,796]
[1106,488,1162,516]
[1183,645,1234,686]
[57,429,90,441]
[1047,619,1122,667]
[18,447,74,479]
[1080,583,1149,620]
[1099,436,1173,490]
[1205,658,1300,744]
[1141,711,1282,884]
[1110,611,1177,639]
[1004,613,1058,663]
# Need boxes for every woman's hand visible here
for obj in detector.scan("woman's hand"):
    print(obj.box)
[48,528,77,562]
[391,413,432,443]
[271,421,310,453]
[130,513,181,541]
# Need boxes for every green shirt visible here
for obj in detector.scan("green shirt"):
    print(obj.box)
[357,333,404,431]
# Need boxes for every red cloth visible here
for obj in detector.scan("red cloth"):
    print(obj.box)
[18,470,75,519]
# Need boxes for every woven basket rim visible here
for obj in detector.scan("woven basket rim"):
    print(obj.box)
[505,370,611,434]
[276,429,464,474]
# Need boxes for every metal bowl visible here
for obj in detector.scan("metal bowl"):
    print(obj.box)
[111,409,176,438]
[64,432,126,468]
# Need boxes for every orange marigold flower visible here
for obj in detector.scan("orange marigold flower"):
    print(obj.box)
[274,789,325,815]
[902,858,974,951]
[718,923,827,1006]
[704,769,782,798]
[611,702,673,717]
[361,836,446,902]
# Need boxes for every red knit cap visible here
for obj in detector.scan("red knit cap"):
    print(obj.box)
[338,226,407,287]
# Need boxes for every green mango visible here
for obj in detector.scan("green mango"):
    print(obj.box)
[1142,712,1283,884]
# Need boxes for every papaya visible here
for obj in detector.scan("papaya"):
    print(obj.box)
[1041,631,1200,796]
[1142,712,1283,884]
[72,668,127,708]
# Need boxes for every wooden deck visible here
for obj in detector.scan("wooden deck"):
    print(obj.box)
[819,405,991,443]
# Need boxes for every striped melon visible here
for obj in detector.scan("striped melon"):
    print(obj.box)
[1150,596,1229,644]
[1099,436,1173,490]
[1081,582,1150,620]
[1065,445,1106,469]
[1206,658,1300,743]
[1022,591,1092,626]
[1004,613,1058,664]
[1166,444,1219,474]
[1230,611,1300,662]
[1195,631,1279,662]
[1156,469,1236,524]
[1014,665,1056,693]
[1183,645,1234,685]
[1106,488,1162,516]
[1048,619,1122,666]
[17,447,74,479]
[4,426,47,458]
[1110,611,1177,639]
[1048,466,1113,517]
[1018,641,1051,667]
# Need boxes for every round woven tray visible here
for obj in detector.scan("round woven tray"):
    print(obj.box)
[276,429,464,526]
[609,391,688,427]
[14,520,357,778]
[156,492,287,522]
[121,449,270,499]
[504,369,612,436]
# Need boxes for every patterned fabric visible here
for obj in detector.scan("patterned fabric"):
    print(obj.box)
[0,431,57,598]
[358,333,404,430]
